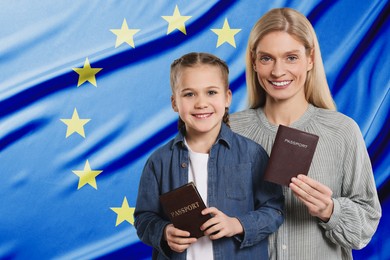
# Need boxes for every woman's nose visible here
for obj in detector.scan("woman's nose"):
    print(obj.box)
[271,60,286,77]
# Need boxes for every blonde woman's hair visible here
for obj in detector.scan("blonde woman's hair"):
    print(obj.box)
[170,52,231,129]
[246,8,336,110]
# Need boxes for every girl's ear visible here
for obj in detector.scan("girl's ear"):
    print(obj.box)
[171,95,178,112]
[225,89,232,107]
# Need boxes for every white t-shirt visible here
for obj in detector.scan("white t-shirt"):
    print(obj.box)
[185,140,214,260]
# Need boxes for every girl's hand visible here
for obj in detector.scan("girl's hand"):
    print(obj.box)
[200,207,243,240]
[290,174,334,222]
[164,224,197,253]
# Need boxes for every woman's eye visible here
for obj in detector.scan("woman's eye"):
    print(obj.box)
[183,92,194,97]
[208,90,217,95]
[259,56,272,63]
[287,56,298,62]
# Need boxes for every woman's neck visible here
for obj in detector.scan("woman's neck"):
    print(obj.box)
[263,98,309,126]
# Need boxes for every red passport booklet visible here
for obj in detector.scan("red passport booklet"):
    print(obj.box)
[264,125,319,186]
[159,182,211,238]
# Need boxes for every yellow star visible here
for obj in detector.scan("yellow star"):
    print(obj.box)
[60,108,91,138]
[211,18,242,48]
[162,5,192,35]
[72,160,103,190]
[110,197,135,226]
[72,58,102,87]
[110,19,140,48]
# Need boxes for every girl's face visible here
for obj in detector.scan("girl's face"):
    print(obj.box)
[171,64,231,138]
[253,31,313,104]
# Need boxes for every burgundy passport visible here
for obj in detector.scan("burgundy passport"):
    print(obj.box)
[159,182,211,238]
[264,125,319,186]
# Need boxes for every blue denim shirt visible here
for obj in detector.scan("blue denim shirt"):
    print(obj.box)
[134,123,284,260]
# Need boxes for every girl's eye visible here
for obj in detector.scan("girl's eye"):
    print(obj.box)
[183,92,194,97]
[208,90,217,95]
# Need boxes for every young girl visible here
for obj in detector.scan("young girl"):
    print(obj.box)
[134,52,284,260]
[230,8,381,260]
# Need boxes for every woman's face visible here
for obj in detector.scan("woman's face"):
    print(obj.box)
[253,31,313,104]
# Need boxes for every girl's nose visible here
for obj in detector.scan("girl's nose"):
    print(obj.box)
[195,95,208,109]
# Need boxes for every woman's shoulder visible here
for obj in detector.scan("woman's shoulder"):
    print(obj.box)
[230,108,260,131]
[315,107,358,126]
[312,107,362,137]
[230,108,258,122]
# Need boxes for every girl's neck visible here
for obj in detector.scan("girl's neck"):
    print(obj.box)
[263,98,309,126]
[185,138,214,153]
[185,131,218,154]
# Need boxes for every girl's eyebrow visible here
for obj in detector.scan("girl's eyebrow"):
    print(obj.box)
[179,85,222,93]
[180,87,194,92]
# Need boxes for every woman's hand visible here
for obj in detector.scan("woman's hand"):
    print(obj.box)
[200,207,243,240]
[290,174,334,222]
[164,224,197,253]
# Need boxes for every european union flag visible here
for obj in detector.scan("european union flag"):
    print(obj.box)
[0,1,388,259]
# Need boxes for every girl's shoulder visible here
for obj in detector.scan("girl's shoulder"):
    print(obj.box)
[230,129,268,158]
[147,137,178,162]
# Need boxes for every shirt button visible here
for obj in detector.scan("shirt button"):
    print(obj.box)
[181,162,187,168]
[282,245,287,250]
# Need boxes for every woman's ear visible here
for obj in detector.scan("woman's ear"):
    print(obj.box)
[171,95,178,112]
[252,53,257,72]
[307,48,314,71]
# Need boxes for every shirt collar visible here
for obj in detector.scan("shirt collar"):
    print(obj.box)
[171,123,232,150]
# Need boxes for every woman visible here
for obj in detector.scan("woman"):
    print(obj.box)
[230,7,381,260]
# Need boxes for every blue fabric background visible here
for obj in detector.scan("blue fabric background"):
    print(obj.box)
[0,1,388,259]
